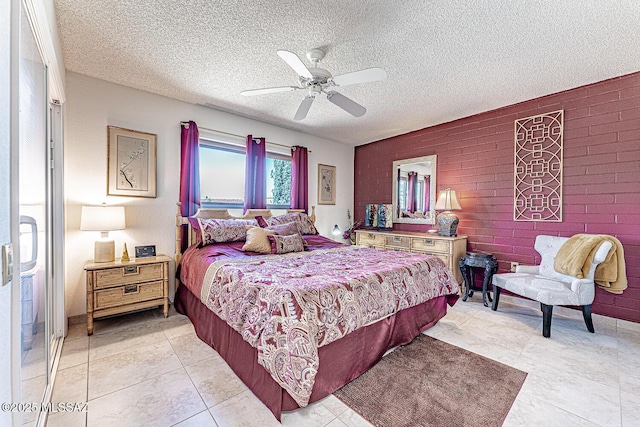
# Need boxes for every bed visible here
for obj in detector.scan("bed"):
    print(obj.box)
[174,203,460,420]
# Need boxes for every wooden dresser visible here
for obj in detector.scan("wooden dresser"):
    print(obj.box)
[84,255,170,335]
[355,230,467,284]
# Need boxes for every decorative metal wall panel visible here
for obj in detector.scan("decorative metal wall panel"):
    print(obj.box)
[514,110,563,221]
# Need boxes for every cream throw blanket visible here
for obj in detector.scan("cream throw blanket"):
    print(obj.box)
[554,234,627,294]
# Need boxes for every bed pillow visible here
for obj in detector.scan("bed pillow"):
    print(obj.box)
[255,215,270,228]
[265,212,318,235]
[242,226,277,253]
[266,221,300,236]
[187,217,204,246]
[267,233,307,254]
[192,218,258,246]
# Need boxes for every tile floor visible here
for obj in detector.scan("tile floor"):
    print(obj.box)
[46,294,640,427]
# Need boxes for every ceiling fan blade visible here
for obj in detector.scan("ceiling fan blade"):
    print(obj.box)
[330,68,387,87]
[326,91,366,117]
[294,96,315,121]
[277,50,313,79]
[241,86,299,96]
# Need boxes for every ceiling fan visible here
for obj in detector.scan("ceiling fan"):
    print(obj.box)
[241,48,387,121]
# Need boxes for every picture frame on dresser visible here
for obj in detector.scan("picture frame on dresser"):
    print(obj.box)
[107,125,157,198]
[135,245,156,258]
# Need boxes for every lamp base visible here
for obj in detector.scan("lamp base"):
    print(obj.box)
[437,211,459,237]
[94,238,115,263]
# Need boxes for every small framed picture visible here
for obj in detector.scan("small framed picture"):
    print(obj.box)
[318,164,336,205]
[107,126,157,198]
[135,245,156,258]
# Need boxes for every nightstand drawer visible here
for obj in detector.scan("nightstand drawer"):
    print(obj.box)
[385,235,411,250]
[411,237,450,254]
[94,280,164,310]
[94,263,163,289]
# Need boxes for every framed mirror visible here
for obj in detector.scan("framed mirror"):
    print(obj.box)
[391,155,437,224]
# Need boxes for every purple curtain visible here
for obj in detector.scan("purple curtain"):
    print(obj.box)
[180,121,200,250]
[244,135,266,213]
[290,146,308,212]
[397,168,402,216]
[407,172,418,212]
[423,175,431,213]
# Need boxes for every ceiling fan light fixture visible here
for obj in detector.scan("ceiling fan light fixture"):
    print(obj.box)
[309,84,322,96]
[243,48,386,120]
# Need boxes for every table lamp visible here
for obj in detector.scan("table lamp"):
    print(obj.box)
[332,224,341,241]
[81,204,126,262]
[435,188,461,237]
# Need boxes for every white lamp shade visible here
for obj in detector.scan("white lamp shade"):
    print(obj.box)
[80,205,126,231]
[435,189,461,211]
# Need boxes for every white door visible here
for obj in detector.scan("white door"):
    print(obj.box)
[18,5,56,426]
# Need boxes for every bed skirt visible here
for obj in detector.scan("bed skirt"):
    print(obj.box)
[175,284,457,420]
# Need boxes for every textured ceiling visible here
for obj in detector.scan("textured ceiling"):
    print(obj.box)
[54,0,640,146]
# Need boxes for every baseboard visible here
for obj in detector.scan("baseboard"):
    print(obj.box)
[68,313,87,326]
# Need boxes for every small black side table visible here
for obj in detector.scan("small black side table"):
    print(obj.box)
[459,252,498,307]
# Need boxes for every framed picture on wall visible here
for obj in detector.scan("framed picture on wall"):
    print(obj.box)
[107,126,157,198]
[318,164,336,205]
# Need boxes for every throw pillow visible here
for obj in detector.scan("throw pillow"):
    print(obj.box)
[266,221,300,236]
[267,233,307,254]
[194,218,258,246]
[242,226,277,253]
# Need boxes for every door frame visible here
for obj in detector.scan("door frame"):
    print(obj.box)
[9,1,66,426]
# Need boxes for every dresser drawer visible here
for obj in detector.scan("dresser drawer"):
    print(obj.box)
[357,232,386,247]
[94,263,164,289]
[429,253,452,269]
[385,235,411,250]
[94,280,164,310]
[411,237,450,254]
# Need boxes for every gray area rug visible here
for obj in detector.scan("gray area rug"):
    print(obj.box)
[334,334,527,427]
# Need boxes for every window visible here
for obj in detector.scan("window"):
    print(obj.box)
[416,179,424,212]
[199,141,291,209]
[398,177,407,211]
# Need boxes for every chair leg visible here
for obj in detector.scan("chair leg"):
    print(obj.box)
[491,285,500,311]
[582,305,595,333]
[540,303,553,338]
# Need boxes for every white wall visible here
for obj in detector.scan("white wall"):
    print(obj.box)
[64,72,354,317]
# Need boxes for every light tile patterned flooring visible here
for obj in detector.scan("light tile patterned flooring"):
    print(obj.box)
[47,294,640,426]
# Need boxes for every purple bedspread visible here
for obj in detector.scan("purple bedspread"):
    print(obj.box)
[179,234,342,296]
[179,236,460,407]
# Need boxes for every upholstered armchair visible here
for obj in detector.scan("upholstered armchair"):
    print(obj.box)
[491,235,613,338]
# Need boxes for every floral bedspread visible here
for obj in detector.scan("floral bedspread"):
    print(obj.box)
[200,245,460,407]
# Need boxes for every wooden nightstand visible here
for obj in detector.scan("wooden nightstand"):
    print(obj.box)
[84,255,170,335]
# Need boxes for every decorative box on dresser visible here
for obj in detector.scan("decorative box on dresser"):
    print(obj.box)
[355,230,467,284]
[84,255,171,335]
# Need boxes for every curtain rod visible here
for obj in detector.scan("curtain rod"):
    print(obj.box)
[180,121,311,152]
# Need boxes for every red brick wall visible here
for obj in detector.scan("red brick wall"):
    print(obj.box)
[354,72,640,322]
